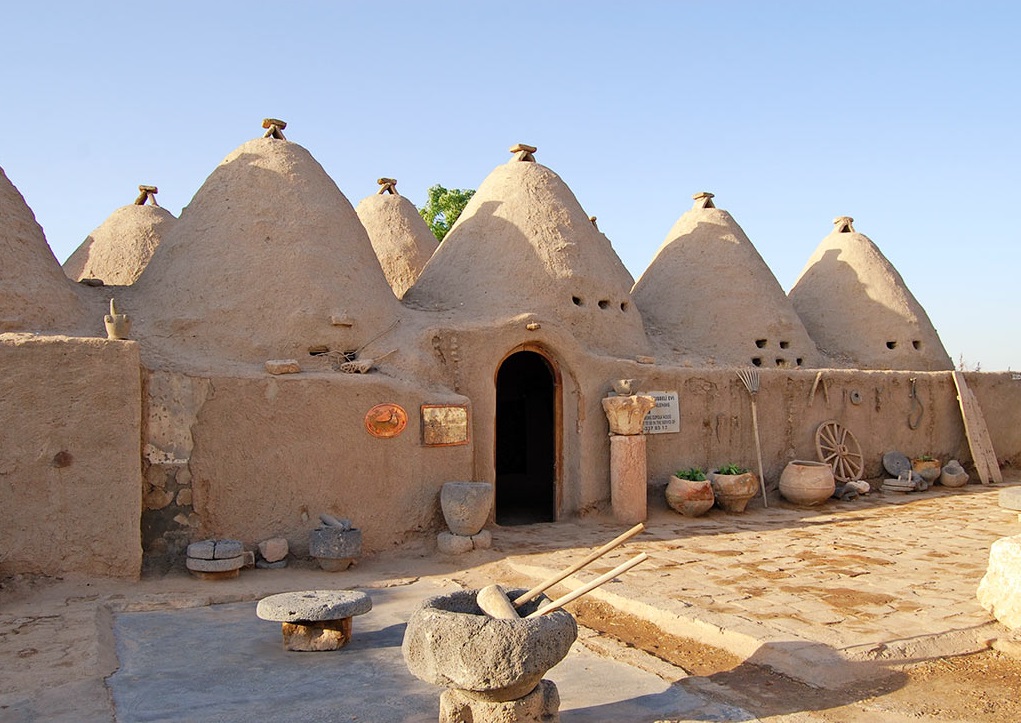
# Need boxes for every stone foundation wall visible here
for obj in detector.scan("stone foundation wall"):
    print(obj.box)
[0,334,142,578]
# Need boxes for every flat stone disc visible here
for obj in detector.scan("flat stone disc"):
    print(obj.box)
[882,451,911,477]
[257,590,371,622]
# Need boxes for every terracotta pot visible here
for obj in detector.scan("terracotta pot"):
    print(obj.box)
[440,482,493,536]
[709,471,758,513]
[779,460,835,507]
[665,476,714,517]
[911,458,942,483]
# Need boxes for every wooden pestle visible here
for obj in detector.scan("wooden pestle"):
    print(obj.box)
[476,584,519,619]
[525,553,649,619]
[512,522,645,608]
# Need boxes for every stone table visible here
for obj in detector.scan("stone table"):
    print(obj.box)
[256,590,372,651]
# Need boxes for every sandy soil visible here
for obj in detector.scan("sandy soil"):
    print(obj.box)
[571,597,1021,722]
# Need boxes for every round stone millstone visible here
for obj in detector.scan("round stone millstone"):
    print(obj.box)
[186,555,244,572]
[256,590,372,622]
[186,539,244,560]
[402,588,577,702]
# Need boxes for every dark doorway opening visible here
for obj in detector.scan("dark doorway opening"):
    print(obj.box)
[495,351,557,525]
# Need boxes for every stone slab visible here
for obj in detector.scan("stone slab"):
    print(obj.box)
[258,537,289,563]
[999,486,1021,511]
[256,590,372,622]
[186,555,244,572]
[108,581,744,722]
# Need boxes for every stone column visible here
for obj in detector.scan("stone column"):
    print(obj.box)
[610,434,648,524]
[601,393,656,525]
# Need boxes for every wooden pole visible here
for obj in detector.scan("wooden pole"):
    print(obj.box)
[512,522,645,608]
[750,398,768,507]
[525,553,649,619]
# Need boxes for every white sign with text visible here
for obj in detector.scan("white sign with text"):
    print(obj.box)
[643,390,680,434]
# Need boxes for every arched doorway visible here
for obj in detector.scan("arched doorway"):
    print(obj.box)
[494,350,559,525]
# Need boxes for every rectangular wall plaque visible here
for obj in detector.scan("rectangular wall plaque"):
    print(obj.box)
[421,404,470,446]
[643,391,680,434]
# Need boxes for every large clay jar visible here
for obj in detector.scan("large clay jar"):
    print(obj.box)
[440,481,494,536]
[779,460,835,507]
[709,471,759,513]
[665,476,715,517]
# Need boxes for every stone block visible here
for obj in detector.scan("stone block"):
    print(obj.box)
[440,679,560,722]
[472,529,492,550]
[258,537,289,563]
[265,359,301,375]
[281,619,352,652]
[186,539,243,560]
[437,531,473,555]
[977,534,1021,630]
[186,539,215,560]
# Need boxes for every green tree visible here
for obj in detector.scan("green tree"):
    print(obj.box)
[418,185,475,242]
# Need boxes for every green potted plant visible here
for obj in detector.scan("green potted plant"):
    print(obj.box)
[709,464,759,512]
[665,467,714,517]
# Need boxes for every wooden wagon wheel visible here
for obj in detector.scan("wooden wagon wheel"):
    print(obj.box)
[815,420,864,483]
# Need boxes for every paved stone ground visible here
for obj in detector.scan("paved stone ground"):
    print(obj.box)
[492,473,1021,688]
[0,473,1016,721]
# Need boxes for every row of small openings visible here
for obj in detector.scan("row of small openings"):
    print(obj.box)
[572,295,630,312]
[755,339,790,349]
[751,357,804,368]
[887,340,923,350]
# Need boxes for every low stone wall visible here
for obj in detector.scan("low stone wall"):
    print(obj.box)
[0,334,142,578]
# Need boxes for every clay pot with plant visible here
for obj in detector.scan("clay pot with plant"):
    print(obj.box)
[665,467,715,517]
[709,464,759,513]
[911,455,942,483]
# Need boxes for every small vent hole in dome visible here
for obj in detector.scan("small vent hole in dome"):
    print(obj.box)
[887,341,898,350]
[780,340,790,349]
[752,357,763,367]
[620,301,629,312]
[796,357,803,366]
[598,300,610,309]
[912,340,922,350]
[572,296,583,306]
[755,339,767,348]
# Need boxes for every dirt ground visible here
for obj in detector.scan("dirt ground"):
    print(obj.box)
[570,597,1021,722]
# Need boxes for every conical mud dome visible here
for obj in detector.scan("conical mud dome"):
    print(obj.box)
[134,135,401,366]
[64,187,176,285]
[404,147,648,357]
[355,179,437,299]
[789,217,952,370]
[632,193,818,368]
[0,166,84,332]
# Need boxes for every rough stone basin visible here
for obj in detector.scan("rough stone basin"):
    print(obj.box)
[402,588,578,702]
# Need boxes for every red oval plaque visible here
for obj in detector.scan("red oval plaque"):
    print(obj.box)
[364,403,408,439]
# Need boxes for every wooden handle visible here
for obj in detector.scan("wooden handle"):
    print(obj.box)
[525,553,649,619]
[512,522,645,608]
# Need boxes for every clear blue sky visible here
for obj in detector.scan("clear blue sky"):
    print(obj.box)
[3,2,1018,369]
